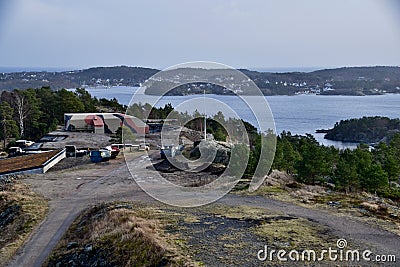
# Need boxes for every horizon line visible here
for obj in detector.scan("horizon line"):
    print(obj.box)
[0,64,399,74]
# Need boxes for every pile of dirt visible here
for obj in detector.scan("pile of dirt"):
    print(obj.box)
[48,156,92,172]
[159,170,220,187]
[151,159,223,187]
[152,158,186,173]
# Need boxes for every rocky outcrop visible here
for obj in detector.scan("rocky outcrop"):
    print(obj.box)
[0,204,21,229]
[190,140,231,165]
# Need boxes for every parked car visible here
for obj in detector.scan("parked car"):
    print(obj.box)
[111,144,125,150]
[15,140,35,148]
[102,145,120,159]
[139,143,150,151]
[160,145,180,158]
[89,149,111,163]
[8,147,24,157]
[65,145,77,158]
[65,145,89,157]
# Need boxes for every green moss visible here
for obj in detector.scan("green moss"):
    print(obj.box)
[311,193,362,208]
[201,203,282,220]
[252,217,334,250]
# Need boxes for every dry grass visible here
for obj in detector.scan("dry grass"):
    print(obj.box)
[0,181,48,266]
[239,181,400,237]
[235,183,297,204]
[201,203,283,220]
[201,203,335,249]
[91,208,169,266]
[252,217,335,250]
[46,203,196,267]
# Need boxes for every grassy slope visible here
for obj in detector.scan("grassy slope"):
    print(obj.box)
[45,203,195,267]
[0,180,48,266]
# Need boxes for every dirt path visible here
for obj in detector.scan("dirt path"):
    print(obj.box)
[8,156,153,267]
[7,154,400,266]
[219,195,400,261]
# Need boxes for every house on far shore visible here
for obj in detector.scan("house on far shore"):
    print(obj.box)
[64,113,149,135]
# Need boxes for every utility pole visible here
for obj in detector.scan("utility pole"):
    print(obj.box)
[2,108,6,148]
[204,90,206,141]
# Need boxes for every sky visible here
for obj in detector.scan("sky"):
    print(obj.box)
[0,0,399,70]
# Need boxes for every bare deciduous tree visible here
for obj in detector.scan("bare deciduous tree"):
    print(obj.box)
[12,92,31,138]
[0,101,19,148]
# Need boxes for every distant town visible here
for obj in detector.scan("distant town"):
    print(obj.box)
[1,66,400,96]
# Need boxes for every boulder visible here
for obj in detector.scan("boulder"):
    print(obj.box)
[190,140,231,165]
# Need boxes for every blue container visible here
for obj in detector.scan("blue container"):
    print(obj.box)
[89,150,102,163]
[90,149,111,163]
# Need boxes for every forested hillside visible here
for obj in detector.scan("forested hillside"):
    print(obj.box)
[323,116,400,143]
[1,66,400,95]
[0,66,158,91]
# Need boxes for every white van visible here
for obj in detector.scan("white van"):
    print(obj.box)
[15,140,35,148]
[138,143,150,151]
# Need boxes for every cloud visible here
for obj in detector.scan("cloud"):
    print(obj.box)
[0,0,16,38]
[0,0,399,68]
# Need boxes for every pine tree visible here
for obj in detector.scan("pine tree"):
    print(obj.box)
[0,101,19,148]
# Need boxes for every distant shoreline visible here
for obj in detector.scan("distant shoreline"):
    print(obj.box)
[70,86,400,97]
[1,66,400,96]
[0,66,334,74]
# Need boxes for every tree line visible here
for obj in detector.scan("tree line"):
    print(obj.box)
[0,87,126,147]
[269,131,400,200]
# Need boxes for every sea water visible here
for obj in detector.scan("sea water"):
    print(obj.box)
[71,86,400,148]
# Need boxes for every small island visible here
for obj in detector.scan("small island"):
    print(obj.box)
[320,116,400,144]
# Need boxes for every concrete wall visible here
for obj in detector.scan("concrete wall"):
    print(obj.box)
[0,168,43,178]
[42,149,66,173]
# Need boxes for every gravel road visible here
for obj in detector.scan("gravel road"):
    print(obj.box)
[7,153,400,267]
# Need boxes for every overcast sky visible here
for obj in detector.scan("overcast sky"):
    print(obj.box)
[0,0,399,70]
